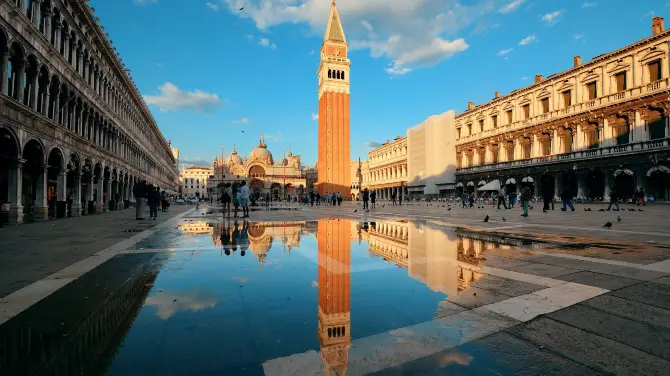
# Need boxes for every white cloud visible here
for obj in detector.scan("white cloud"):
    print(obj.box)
[145,288,218,320]
[206,2,220,11]
[582,2,597,8]
[641,10,655,19]
[264,131,283,141]
[132,0,157,5]
[143,82,222,112]
[540,10,563,26]
[310,50,315,55]
[232,118,248,124]
[500,0,524,14]
[518,34,536,45]
[364,141,382,148]
[216,0,492,75]
[311,113,319,120]
[258,37,277,49]
[521,76,528,80]
[497,48,513,56]
[574,33,584,40]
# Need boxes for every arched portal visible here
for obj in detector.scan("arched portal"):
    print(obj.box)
[613,169,635,200]
[0,128,20,223]
[647,165,670,201]
[249,165,265,178]
[66,153,81,217]
[47,147,64,218]
[585,169,605,200]
[22,139,45,222]
[270,182,282,200]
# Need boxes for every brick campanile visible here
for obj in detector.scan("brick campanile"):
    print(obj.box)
[317,0,350,197]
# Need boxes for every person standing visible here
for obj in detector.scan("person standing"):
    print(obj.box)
[520,183,532,217]
[362,188,369,210]
[371,190,377,209]
[638,187,646,206]
[239,181,250,218]
[391,192,396,206]
[496,185,508,210]
[148,186,160,220]
[398,191,402,206]
[133,180,146,220]
[560,186,575,212]
[265,192,271,207]
[221,183,232,217]
[542,180,553,213]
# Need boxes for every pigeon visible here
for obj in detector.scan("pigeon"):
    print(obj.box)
[484,215,489,222]
[638,209,643,212]
[354,210,357,213]
[502,217,506,222]
[598,209,605,212]
[447,208,452,211]
[617,216,621,222]
[603,221,612,228]
[584,208,588,211]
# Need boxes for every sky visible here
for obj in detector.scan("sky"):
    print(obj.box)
[89,0,668,167]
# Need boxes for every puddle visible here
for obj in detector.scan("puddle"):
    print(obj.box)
[1,218,560,376]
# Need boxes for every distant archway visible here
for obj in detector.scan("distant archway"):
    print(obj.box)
[249,165,265,177]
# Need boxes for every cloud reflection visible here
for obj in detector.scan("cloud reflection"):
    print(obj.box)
[145,288,219,320]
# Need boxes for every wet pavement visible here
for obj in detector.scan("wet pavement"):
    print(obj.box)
[2,213,670,375]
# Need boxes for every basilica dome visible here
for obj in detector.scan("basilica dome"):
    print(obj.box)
[249,138,273,165]
[226,148,243,165]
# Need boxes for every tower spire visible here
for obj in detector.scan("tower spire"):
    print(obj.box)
[324,0,346,43]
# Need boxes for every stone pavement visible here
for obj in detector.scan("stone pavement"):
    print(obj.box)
[0,203,192,299]
[1,202,670,374]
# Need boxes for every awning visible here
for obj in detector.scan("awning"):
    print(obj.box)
[614,169,634,177]
[522,176,535,183]
[456,182,464,187]
[477,179,501,191]
[467,181,475,187]
[478,180,487,186]
[647,165,670,176]
[506,178,516,184]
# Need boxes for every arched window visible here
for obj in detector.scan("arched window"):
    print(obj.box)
[328,69,331,78]
[336,70,341,80]
[341,71,345,80]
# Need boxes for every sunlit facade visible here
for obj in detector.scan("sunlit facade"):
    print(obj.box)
[455,17,670,200]
[362,136,409,200]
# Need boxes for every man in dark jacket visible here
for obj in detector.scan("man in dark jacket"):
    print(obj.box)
[133,180,146,220]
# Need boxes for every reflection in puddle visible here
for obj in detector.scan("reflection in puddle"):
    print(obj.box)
[1,218,546,376]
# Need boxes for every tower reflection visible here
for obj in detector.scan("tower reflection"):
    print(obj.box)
[317,218,351,375]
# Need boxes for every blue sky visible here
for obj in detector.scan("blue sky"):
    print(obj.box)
[90,0,667,167]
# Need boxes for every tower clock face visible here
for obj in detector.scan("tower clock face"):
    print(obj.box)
[333,48,340,57]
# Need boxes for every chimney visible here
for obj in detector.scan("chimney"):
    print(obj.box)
[468,101,475,110]
[652,16,665,36]
[495,91,500,98]
[574,56,582,68]
[534,74,543,83]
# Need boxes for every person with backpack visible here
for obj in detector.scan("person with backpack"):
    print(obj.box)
[221,183,232,217]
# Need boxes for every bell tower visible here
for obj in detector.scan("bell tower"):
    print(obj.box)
[317,0,351,196]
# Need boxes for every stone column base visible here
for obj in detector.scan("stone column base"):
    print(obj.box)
[71,204,82,217]
[8,206,23,225]
[34,206,49,221]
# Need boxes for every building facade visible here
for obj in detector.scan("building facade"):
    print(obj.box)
[181,165,212,198]
[362,136,408,200]
[0,0,178,224]
[208,138,307,200]
[317,1,351,197]
[454,17,670,201]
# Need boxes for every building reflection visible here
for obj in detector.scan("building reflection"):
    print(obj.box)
[364,220,499,295]
[317,219,352,375]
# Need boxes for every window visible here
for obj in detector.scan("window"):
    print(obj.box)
[467,154,473,167]
[492,115,498,128]
[648,60,662,82]
[457,127,461,138]
[615,72,627,92]
[541,138,551,156]
[506,110,513,124]
[586,82,597,100]
[467,123,472,135]
[541,98,550,114]
[562,90,571,108]
[522,143,531,159]
[562,133,573,153]
[648,111,666,140]
[522,104,530,119]
[587,128,600,149]
[478,120,484,132]
[491,148,499,163]
[506,145,514,161]
[614,120,630,145]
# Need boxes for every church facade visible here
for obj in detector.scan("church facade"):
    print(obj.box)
[207,137,307,200]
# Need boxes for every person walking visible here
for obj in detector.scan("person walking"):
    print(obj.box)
[497,185,508,210]
[148,186,160,220]
[239,181,250,218]
[391,192,397,206]
[638,187,646,206]
[520,183,532,217]
[607,186,620,211]
[337,192,342,206]
[398,191,402,206]
[542,180,554,213]
[371,190,377,209]
[560,186,575,211]
[133,180,146,220]
[362,188,369,210]
[331,192,337,206]
[265,192,271,207]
